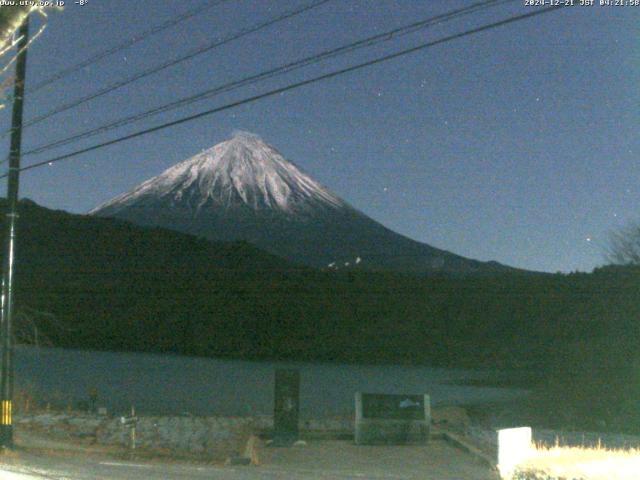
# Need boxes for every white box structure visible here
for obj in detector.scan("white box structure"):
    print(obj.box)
[497,426,532,478]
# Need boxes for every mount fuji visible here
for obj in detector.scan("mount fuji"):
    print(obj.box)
[91,132,514,275]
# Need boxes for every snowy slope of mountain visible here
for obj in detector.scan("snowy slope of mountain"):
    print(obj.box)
[94,131,344,216]
[91,132,516,275]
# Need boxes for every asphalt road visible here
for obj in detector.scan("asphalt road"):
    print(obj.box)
[0,440,499,479]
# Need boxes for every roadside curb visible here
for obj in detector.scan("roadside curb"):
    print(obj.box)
[441,431,497,471]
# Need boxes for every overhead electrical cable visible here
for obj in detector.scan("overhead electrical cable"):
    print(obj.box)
[3,5,566,179]
[6,0,332,135]
[24,0,515,157]
[27,0,233,96]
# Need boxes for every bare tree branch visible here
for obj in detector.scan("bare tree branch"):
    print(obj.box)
[606,224,640,266]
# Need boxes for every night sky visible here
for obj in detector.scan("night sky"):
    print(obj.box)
[0,0,638,273]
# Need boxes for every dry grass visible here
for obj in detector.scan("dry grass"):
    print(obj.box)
[13,383,86,415]
[13,386,40,415]
[512,444,640,480]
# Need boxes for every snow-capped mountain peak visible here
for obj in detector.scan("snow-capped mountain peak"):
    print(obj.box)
[91,131,516,275]
[91,131,344,215]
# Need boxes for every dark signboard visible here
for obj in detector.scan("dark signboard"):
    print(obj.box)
[355,392,430,445]
[273,369,300,446]
[362,394,425,420]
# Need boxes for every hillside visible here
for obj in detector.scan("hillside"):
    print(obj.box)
[4,199,640,431]
[1,199,636,368]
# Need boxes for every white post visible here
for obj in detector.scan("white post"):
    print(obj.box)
[497,426,532,479]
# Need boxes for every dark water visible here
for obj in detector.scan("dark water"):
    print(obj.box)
[15,346,527,417]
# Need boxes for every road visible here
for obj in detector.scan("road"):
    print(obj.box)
[0,440,499,479]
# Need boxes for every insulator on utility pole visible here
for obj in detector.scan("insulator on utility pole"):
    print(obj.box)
[0,14,29,449]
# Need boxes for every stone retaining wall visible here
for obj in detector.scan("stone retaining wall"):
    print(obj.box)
[14,407,468,457]
[15,413,354,457]
[98,416,259,454]
[15,413,264,457]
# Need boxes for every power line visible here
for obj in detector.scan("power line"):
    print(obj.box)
[27,0,233,97]
[25,0,511,156]
[8,0,332,135]
[14,4,565,175]
[4,5,566,179]
[24,0,515,157]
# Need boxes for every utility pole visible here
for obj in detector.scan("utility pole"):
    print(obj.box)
[0,15,29,448]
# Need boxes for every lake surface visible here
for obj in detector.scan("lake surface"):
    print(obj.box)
[14,346,527,417]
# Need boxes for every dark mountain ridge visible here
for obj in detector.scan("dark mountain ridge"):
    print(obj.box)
[2,198,635,370]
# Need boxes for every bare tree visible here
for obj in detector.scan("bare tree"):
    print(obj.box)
[14,306,78,348]
[14,307,55,348]
[606,224,640,266]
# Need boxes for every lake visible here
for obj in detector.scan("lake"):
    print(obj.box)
[14,345,527,417]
